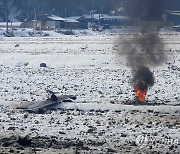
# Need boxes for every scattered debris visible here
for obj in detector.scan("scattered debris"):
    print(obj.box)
[17,136,32,147]
[15,44,19,47]
[40,63,47,67]
[26,94,77,113]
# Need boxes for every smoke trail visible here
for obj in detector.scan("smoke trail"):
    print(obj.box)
[120,30,166,90]
[118,0,167,91]
[121,30,166,70]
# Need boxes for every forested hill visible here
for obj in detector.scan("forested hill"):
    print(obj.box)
[0,0,179,22]
[0,0,121,21]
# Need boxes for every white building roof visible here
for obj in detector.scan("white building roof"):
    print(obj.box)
[48,15,65,21]
[103,15,129,20]
[0,22,22,26]
[66,16,81,20]
[170,13,180,16]
[65,16,80,23]
[174,25,180,28]
[65,19,79,23]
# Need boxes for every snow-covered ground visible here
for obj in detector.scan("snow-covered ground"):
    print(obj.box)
[0,33,179,153]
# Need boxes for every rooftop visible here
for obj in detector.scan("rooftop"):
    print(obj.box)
[47,15,65,21]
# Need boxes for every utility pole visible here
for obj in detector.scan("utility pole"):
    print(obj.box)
[65,8,67,30]
[98,0,101,31]
[91,0,95,28]
[5,0,9,34]
[91,10,94,28]
[34,12,37,30]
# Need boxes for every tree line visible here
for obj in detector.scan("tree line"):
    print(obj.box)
[0,0,121,21]
[0,0,178,22]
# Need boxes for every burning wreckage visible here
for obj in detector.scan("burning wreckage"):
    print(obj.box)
[17,90,77,113]
[133,66,154,103]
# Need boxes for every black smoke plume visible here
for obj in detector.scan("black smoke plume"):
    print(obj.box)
[121,31,166,69]
[118,0,167,92]
[120,30,166,90]
[132,66,155,90]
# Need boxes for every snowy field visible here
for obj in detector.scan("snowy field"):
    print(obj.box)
[0,33,180,153]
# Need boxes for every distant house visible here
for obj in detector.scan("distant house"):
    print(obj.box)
[82,14,103,26]
[0,22,22,29]
[173,25,180,32]
[102,15,134,27]
[62,17,79,29]
[77,16,89,29]
[77,14,134,29]
[34,14,65,30]
[21,14,65,30]
[161,10,180,30]
[60,16,89,29]
[164,11,180,26]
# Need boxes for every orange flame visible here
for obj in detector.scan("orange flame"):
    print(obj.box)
[135,87,147,102]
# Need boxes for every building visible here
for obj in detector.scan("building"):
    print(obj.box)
[21,14,81,30]
[21,14,65,30]
[173,25,180,32]
[77,16,89,29]
[102,15,134,27]
[34,14,65,30]
[77,14,134,29]
[62,17,79,29]
[0,22,22,29]
[164,11,180,25]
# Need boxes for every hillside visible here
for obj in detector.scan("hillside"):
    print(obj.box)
[0,0,179,22]
[0,0,121,22]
